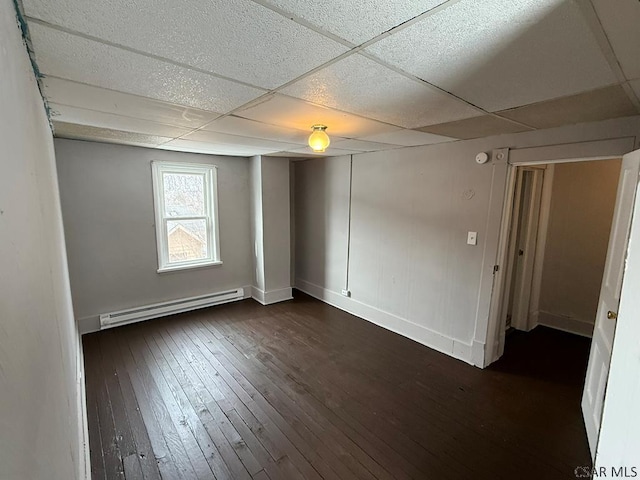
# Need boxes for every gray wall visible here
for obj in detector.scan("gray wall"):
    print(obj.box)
[261,156,291,293]
[55,139,253,332]
[295,149,493,358]
[249,156,292,302]
[294,117,640,365]
[294,156,351,292]
[539,159,621,334]
[250,156,265,291]
[0,1,84,477]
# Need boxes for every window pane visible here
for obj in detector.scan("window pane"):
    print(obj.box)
[167,219,208,263]
[163,173,205,217]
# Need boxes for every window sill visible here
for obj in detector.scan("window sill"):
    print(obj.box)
[157,260,223,274]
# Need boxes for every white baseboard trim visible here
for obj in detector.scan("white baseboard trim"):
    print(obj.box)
[295,279,478,366]
[251,286,293,306]
[79,286,253,335]
[76,330,91,479]
[528,310,541,331]
[538,311,594,338]
[78,316,100,335]
[472,340,486,368]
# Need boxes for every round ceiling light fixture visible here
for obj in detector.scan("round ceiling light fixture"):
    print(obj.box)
[308,124,330,153]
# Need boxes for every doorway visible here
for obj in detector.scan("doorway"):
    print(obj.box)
[503,167,545,334]
[500,159,621,342]
[485,146,640,460]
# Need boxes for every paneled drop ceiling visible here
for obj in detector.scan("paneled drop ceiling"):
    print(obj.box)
[20,0,640,157]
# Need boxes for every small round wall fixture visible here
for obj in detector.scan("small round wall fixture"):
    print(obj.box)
[475,152,490,164]
[308,125,330,153]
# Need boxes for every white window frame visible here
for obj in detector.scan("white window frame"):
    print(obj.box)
[151,161,221,273]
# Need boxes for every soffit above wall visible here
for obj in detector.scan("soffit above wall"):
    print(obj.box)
[498,85,639,130]
[417,115,533,140]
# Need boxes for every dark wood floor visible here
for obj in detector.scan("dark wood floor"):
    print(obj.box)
[83,292,592,480]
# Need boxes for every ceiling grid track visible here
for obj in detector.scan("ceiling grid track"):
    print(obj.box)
[23,0,640,156]
[578,0,640,112]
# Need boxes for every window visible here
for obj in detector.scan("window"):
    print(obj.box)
[152,162,221,272]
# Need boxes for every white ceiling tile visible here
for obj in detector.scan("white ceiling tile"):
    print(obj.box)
[235,94,402,138]
[23,0,348,89]
[182,130,299,151]
[358,129,455,147]
[158,139,279,157]
[330,139,400,152]
[201,116,309,145]
[592,0,640,80]
[49,104,192,139]
[259,0,448,45]
[366,0,618,111]
[53,121,172,147]
[30,24,264,113]
[281,54,481,128]
[43,78,221,129]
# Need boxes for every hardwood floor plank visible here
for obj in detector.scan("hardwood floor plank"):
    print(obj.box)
[100,332,161,480]
[123,453,145,480]
[91,336,125,479]
[194,317,389,480]
[273,306,572,477]
[224,408,294,480]
[253,470,271,480]
[97,335,139,469]
[208,311,444,479]
[83,293,591,480]
[148,325,254,480]
[126,332,215,480]
[176,321,331,480]
[115,332,187,480]
[254,329,493,477]
[204,319,411,480]
[83,335,107,480]
[167,321,322,479]
[238,306,542,478]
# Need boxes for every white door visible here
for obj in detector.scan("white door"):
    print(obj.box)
[582,149,640,456]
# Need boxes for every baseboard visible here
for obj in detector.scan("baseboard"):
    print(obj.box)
[472,340,486,368]
[251,286,293,306]
[78,316,100,335]
[295,279,477,366]
[538,311,594,338]
[76,330,91,479]
[79,286,252,335]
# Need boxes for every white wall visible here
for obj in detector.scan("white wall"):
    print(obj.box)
[294,116,640,366]
[538,159,621,336]
[295,156,351,292]
[55,139,254,332]
[261,157,292,293]
[0,1,85,478]
[250,155,292,304]
[250,155,266,292]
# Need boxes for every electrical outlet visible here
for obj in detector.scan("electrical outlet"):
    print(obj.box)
[467,231,478,246]
[341,289,351,297]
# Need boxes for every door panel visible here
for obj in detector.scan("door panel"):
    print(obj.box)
[582,149,640,456]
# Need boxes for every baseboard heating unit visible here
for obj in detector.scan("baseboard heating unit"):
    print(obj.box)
[99,288,245,330]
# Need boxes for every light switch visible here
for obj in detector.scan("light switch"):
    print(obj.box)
[467,231,478,245]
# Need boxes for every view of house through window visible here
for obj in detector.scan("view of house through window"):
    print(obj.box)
[152,162,220,271]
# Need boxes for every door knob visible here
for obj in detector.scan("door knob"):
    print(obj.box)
[607,311,617,320]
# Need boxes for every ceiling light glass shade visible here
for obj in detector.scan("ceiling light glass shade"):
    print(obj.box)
[308,125,330,153]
